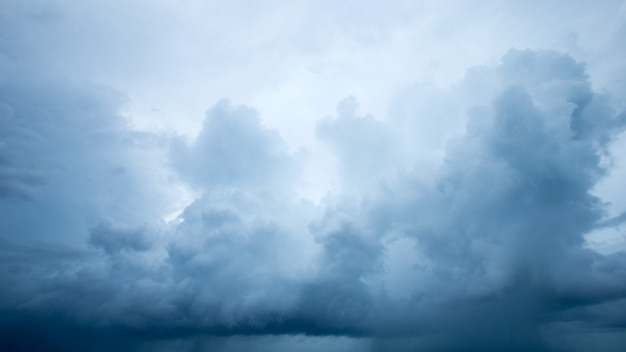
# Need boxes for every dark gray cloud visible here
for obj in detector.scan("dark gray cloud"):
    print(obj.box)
[89,218,153,254]
[1,32,626,352]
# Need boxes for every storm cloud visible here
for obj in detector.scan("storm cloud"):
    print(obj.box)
[1,1,626,352]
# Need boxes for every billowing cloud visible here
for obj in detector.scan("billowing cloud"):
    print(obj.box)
[360,50,626,351]
[3,47,625,352]
[171,100,299,192]
[1,1,626,351]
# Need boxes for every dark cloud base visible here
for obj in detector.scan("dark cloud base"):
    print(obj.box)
[0,312,367,352]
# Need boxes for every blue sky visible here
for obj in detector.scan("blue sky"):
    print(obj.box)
[1,1,626,351]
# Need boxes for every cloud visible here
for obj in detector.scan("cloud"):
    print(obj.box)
[171,99,298,192]
[361,49,626,350]
[1,26,626,352]
[89,218,153,254]
[317,96,402,192]
[2,2,626,352]
[0,36,181,247]
[285,49,626,350]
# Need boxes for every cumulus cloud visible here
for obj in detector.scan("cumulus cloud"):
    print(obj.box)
[359,49,626,351]
[171,100,299,192]
[1,8,626,349]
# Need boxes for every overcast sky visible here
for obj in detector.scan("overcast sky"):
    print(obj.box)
[1,1,626,351]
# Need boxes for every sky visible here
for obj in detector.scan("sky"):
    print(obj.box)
[1,1,626,351]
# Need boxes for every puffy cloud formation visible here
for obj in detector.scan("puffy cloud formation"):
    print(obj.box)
[1,12,626,349]
[364,50,626,351]
[171,100,298,191]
